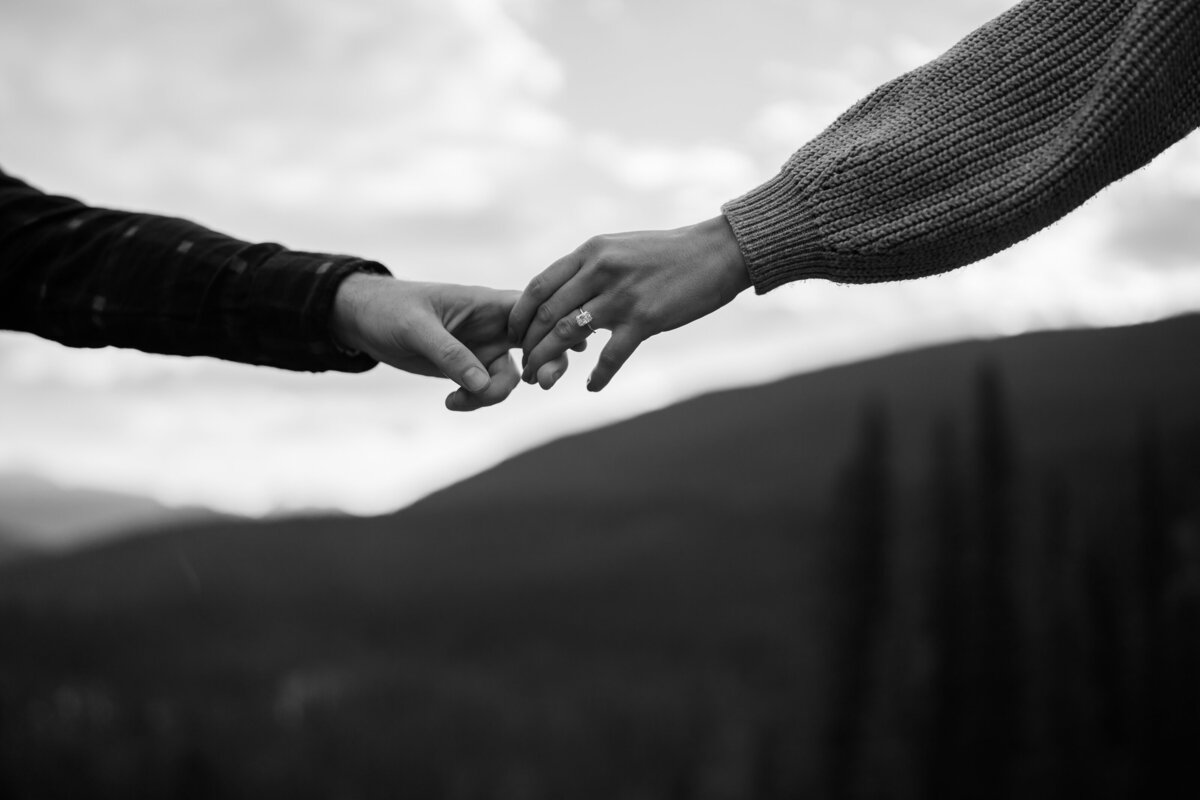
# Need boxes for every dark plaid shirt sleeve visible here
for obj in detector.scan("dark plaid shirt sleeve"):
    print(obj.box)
[0,167,391,372]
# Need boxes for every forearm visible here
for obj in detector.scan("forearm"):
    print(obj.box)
[0,168,388,372]
[723,0,1200,292]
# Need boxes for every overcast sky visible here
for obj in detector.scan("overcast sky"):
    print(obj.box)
[2,0,1199,516]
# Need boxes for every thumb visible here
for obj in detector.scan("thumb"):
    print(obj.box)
[409,315,491,393]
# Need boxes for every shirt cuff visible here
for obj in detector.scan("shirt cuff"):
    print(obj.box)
[244,249,392,373]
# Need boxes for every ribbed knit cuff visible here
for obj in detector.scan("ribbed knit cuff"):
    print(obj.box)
[721,169,843,294]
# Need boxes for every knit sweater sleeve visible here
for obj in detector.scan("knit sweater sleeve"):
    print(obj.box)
[721,0,1200,292]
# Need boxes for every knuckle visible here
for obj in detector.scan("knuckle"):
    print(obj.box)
[580,233,620,260]
[610,286,637,308]
[628,300,660,330]
[578,235,603,256]
[555,318,576,338]
[437,340,465,365]
[525,274,544,297]
[591,250,630,279]
[537,304,555,323]
[597,351,623,371]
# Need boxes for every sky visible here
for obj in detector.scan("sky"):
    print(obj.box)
[2,0,1199,519]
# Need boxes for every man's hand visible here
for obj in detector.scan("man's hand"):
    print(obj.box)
[330,275,574,411]
[508,215,751,392]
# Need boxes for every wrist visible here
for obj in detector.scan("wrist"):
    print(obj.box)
[330,272,387,354]
[693,215,751,298]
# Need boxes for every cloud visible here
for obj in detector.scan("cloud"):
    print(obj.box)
[1111,196,1200,268]
[580,134,757,215]
[1106,136,1200,268]
[747,96,858,159]
[0,0,570,234]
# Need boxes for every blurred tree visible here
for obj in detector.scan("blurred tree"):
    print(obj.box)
[747,720,782,800]
[826,400,892,800]
[1032,472,1079,797]
[967,361,1021,798]
[924,416,969,798]
[1134,413,1170,788]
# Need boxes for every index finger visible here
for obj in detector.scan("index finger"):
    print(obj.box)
[508,251,583,345]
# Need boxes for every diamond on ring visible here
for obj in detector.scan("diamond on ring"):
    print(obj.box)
[575,309,594,328]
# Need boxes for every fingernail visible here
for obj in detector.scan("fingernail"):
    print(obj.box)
[586,376,596,392]
[464,367,489,393]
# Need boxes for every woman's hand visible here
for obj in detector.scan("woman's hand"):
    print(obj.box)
[330,274,575,411]
[508,215,751,392]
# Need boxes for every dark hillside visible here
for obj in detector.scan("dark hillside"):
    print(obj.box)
[0,529,34,565]
[3,315,1200,798]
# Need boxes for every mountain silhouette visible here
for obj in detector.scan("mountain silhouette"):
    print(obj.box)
[0,472,231,555]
